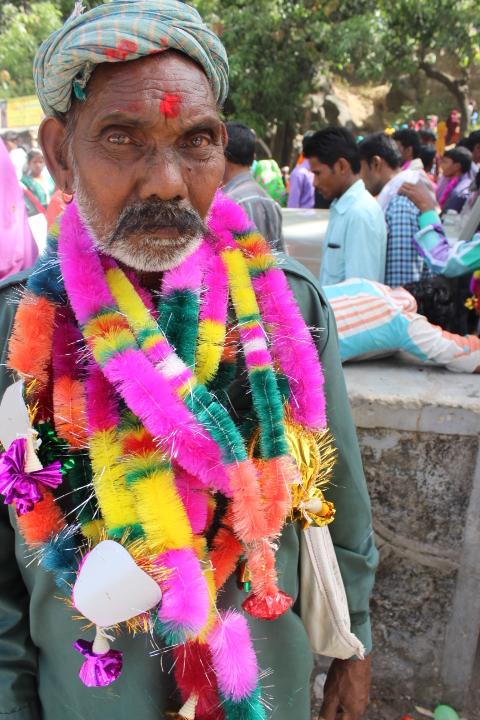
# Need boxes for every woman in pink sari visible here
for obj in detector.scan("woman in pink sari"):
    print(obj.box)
[0,138,38,280]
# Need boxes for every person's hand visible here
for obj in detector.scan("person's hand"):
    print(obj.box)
[319,655,371,720]
[398,182,436,213]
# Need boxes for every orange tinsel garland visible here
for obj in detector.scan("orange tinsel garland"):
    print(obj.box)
[53,376,88,448]
[7,293,56,387]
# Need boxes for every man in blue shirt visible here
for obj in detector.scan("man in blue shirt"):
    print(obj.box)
[304,127,387,285]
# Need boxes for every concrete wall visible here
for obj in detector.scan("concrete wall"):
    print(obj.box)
[313,353,480,711]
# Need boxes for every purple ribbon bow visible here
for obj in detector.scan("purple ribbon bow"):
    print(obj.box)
[73,639,123,687]
[0,438,62,515]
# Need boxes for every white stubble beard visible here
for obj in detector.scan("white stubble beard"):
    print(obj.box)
[72,158,203,272]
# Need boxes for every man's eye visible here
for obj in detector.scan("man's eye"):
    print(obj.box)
[108,133,132,145]
[189,136,209,148]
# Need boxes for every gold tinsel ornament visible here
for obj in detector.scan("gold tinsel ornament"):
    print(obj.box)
[248,406,337,531]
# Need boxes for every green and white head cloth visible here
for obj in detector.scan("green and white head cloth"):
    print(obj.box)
[33,0,229,117]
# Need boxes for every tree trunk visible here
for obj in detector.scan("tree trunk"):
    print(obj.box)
[419,61,470,138]
[271,121,296,168]
[271,123,286,165]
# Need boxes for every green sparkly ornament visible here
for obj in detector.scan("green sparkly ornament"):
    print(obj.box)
[434,706,459,720]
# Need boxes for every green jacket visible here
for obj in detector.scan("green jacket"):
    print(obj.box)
[0,258,377,720]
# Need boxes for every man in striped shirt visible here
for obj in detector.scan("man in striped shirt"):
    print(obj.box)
[325,277,480,372]
[223,121,286,252]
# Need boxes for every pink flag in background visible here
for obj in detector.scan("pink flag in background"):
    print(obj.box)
[0,139,38,280]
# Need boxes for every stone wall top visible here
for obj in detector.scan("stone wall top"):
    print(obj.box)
[343,352,480,436]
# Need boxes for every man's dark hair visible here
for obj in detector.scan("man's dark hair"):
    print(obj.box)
[224,121,256,166]
[302,130,315,152]
[464,130,480,152]
[303,127,361,174]
[444,146,472,175]
[420,128,437,143]
[3,131,19,143]
[419,143,437,171]
[392,129,422,159]
[357,132,402,170]
[403,277,455,330]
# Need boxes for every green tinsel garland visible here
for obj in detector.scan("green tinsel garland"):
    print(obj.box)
[249,369,289,460]
[158,290,199,368]
[184,384,247,465]
[221,685,267,720]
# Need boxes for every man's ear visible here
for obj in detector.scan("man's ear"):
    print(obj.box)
[372,155,382,172]
[38,116,75,194]
[220,122,228,150]
[337,157,351,175]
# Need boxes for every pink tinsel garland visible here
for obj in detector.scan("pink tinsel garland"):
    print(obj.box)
[207,610,259,702]
[440,176,459,208]
[208,191,327,431]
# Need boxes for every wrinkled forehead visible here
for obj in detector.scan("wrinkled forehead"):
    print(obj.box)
[71,51,218,130]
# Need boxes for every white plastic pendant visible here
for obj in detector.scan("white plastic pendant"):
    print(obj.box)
[73,540,162,627]
[0,380,32,451]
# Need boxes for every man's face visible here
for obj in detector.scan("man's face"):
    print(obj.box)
[307,156,344,200]
[360,158,384,196]
[472,143,480,164]
[60,52,226,272]
[441,156,457,178]
[394,140,410,164]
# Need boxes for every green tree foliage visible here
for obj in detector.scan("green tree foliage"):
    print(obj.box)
[0,0,109,99]
[1,0,479,139]
[381,0,480,134]
[191,0,384,160]
[0,2,62,98]
[3,0,106,23]
[313,0,385,82]
[194,0,321,133]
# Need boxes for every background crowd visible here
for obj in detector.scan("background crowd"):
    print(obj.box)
[2,108,480,374]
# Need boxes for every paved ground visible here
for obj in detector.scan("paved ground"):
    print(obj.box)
[309,645,480,720]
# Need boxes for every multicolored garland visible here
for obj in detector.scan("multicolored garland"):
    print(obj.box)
[3,191,335,720]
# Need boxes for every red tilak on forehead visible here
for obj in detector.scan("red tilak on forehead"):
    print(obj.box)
[160,94,181,119]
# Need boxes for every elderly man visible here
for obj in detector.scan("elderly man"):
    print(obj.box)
[0,3,376,720]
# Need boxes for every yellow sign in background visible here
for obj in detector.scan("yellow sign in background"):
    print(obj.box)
[6,95,43,128]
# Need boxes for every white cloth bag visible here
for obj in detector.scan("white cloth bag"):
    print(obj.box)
[300,526,365,660]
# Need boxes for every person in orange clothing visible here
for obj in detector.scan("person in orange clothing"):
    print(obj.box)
[46,185,72,229]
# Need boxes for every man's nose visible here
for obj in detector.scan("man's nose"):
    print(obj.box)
[138,149,188,202]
